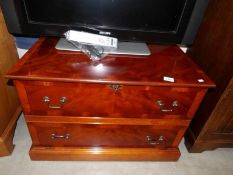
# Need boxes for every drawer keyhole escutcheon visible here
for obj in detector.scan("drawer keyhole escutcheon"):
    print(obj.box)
[51,133,71,139]
[156,100,179,112]
[108,84,122,92]
[146,135,165,145]
[43,96,68,109]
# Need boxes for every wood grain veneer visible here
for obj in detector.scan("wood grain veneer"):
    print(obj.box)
[6,37,215,160]
[21,81,201,118]
[6,38,214,88]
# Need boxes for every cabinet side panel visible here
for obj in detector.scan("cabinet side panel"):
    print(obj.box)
[0,9,20,135]
[13,80,31,114]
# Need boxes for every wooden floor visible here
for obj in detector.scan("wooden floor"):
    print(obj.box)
[0,114,232,175]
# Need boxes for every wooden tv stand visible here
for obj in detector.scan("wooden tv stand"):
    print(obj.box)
[6,37,215,161]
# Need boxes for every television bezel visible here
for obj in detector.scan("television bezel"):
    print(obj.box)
[1,0,207,45]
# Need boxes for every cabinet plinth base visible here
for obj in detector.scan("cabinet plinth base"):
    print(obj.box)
[29,146,180,161]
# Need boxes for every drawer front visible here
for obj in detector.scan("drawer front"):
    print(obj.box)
[22,81,199,118]
[28,122,185,148]
[23,81,114,116]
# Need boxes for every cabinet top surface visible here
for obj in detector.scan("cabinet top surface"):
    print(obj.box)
[6,37,214,87]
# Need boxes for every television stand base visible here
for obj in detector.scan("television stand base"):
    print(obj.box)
[55,38,151,56]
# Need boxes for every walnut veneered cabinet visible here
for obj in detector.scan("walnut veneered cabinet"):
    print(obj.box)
[5,37,215,161]
[0,9,21,157]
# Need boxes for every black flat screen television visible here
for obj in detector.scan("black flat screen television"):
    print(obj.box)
[1,0,209,45]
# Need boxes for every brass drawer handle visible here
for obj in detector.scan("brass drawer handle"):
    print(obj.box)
[156,100,179,112]
[51,133,71,139]
[43,96,68,109]
[146,135,165,145]
[108,84,122,92]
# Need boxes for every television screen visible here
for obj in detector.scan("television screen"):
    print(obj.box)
[24,0,186,33]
